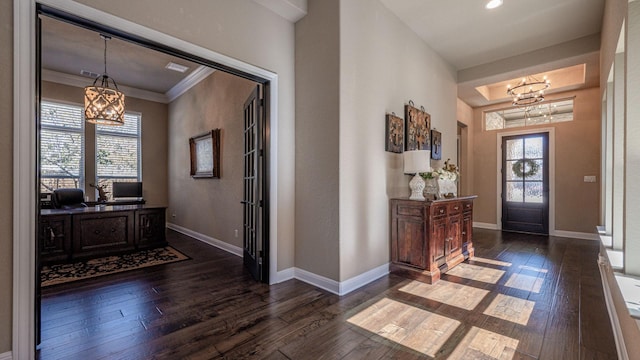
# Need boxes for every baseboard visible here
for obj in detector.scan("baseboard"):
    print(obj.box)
[551,230,599,241]
[282,264,390,296]
[165,223,387,296]
[275,267,295,283]
[598,255,628,360]
[166,223,243,257]
[472,223,598,241]
[339,263,389,295]
[0,351,12,360]
[473,222,499,230]
[294,267,341,295]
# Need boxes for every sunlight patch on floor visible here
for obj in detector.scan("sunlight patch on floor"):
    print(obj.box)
[483,293,535,325]
[504,273,543,293]
[446,263,506,284]
[448,326,519,360]
[470,257,512,267]
[347,297,460,357]
[519,265,548,274]
[399,280,489,311]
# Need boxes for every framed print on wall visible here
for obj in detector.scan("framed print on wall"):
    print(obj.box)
[385,112,404,153]
[431,129,442,160]
[189,129,221,178]
[404,101,431,151]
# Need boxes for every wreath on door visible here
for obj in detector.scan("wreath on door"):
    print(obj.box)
[512,159,539,178]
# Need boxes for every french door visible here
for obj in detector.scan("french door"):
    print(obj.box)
[242,85,267,281]
[501,132,549,234]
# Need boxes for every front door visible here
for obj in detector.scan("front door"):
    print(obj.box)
[242,85,266,281]
[501,133,549,234]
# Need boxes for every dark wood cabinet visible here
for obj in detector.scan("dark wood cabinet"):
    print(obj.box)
[40,205,167,264]
[462,200,474,256]
[39,214,72,263]
[73,210,136,259]
[390,196,477,284]
[136,209,167,249]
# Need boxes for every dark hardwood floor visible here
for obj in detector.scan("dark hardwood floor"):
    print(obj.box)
[37,228,617,359]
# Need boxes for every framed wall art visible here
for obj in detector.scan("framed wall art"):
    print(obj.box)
[189,129,221,178]
[385,112,404,153]
[431,129,442,160]
[404,100,431,151]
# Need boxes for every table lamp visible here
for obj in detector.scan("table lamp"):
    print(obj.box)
[403,150,431,201]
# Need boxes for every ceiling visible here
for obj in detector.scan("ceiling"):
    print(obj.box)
[379,0,604,71]
[42,1,606,108]
[379,0,605,108]
[41,16,205,102]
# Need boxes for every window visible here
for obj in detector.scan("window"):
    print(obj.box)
[40,101,84,192]
[96,112,142,198]
[484,98,574,131]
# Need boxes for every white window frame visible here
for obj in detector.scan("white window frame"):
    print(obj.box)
[95,111,142,190]
[40,99,85,192]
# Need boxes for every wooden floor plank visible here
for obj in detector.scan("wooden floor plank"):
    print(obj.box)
[37,228,618,360]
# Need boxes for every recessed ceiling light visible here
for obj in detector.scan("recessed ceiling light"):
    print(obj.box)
[485,0,503,9]
[165,62,190,73]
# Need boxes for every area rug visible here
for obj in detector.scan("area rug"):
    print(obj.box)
[41,246,190,287]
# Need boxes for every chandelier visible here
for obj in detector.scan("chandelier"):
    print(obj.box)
[507,75,550,107]
[84,34,125,126]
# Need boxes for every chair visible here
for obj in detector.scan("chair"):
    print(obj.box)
[51,188,87,209]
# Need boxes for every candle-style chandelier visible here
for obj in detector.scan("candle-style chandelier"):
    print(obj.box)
[507,75,550,107]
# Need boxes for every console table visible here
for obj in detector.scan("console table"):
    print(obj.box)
[390,196,477,284]
[39,205,167,264]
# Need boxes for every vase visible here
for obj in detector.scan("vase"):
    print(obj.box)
[437,178,457,198]
[423,178,438,200]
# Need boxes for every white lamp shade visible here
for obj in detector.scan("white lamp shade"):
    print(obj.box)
[403,150,430,174]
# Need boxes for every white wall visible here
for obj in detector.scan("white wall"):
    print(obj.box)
[339,0,458,281]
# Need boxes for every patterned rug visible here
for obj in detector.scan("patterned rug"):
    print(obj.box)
[41,246,190,287]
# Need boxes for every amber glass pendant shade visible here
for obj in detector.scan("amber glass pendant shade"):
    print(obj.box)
[84,77,125,125]
[84,34,125,126]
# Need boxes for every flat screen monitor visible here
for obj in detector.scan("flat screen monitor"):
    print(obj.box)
[112,181,143,199]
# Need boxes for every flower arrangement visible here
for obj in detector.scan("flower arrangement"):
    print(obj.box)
[420,158,459,181]
[419,167,436,179]
[439,158,460,181]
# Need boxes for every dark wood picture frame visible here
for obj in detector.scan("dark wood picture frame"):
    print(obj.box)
[404,102,431,151]
[385,112,404,153]
[189,129,221,178]
[431,129,442,160]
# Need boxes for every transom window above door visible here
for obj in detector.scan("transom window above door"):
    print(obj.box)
[485,98,574,131]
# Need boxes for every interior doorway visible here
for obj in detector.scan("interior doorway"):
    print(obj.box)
[32,5,273,350]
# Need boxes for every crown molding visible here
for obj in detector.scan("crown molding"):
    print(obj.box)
[165,65,215,102]
[42,69,169,103]
[253,0,307,22]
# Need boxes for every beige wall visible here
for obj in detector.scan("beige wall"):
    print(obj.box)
[294,0,341,280]
[338,0,458,281]
[472,88,601,233]
[168,71,255,249]
[0,0,12,353]
[75,0,297,272]
[41,81,169,205]
[457,99,475,196]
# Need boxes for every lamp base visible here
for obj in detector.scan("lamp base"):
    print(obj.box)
[408,173,426,201]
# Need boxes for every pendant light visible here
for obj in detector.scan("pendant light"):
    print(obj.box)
[84,34,125,126]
